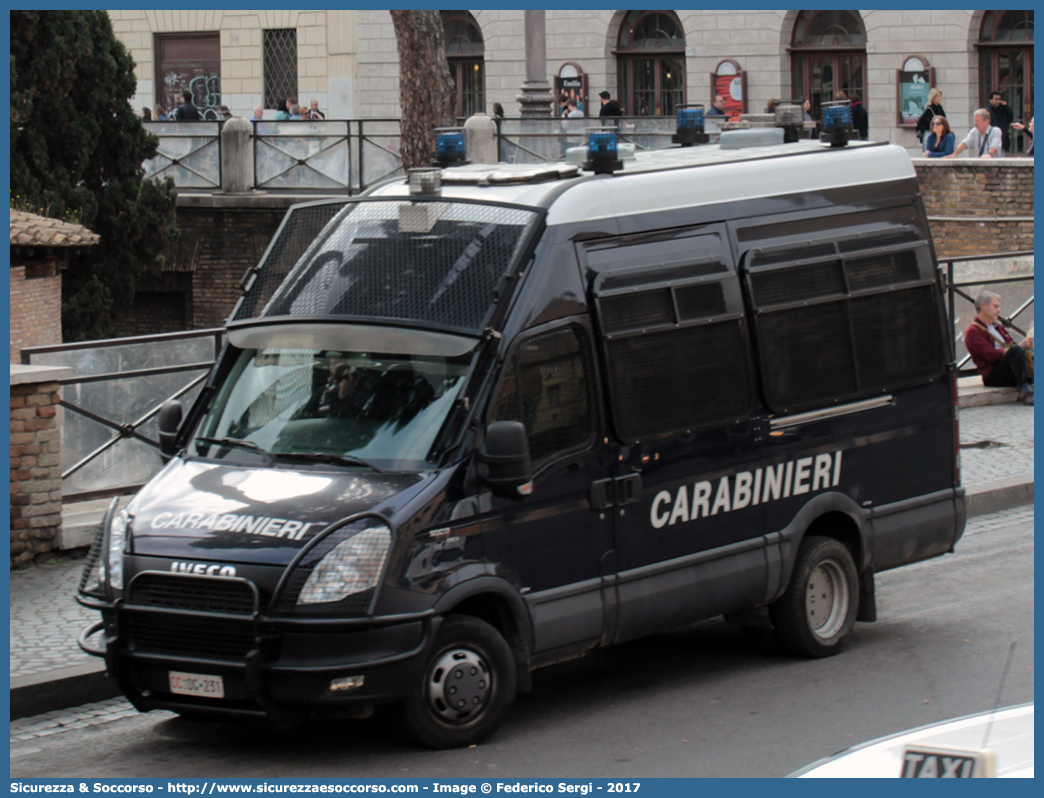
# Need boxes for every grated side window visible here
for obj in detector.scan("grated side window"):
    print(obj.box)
[746,237,944,414]
[255,200,538,333]
[263,29,298,111]
[605,323,753,442]
[490,327,595,470]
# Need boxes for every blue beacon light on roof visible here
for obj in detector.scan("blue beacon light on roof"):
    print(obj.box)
[583,127,623,175]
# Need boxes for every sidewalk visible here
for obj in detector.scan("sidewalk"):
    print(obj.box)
[9,392,1034,720]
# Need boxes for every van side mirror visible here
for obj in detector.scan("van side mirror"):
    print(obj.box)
[158,400,183,457]
[478,421,533,498]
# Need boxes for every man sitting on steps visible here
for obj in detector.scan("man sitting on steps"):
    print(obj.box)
[965,290,1034,405]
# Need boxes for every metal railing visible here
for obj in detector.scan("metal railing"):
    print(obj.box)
[495,115,724,164]
[143,116,732,191]
[143,121,223,189]
[21,329,224,502]
[940,249,1034,375]
[143,119,405,195]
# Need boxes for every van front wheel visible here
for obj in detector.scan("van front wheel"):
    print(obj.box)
[769,536,858,658]
[401,615,516,749]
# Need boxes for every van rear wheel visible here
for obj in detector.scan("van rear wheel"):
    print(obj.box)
[401,614,516,749]
[769,536,858,658]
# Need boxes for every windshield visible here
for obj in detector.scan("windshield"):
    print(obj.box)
[196,345,473,471]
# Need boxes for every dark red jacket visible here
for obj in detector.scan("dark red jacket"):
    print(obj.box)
[965,318,1014,379]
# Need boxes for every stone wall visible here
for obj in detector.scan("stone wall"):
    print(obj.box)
[10,366,72,566]
[107,9,1021,157]
[355,9,998,155]
[107,10,358,121]
[10,258,62,363]
[914,159,1034,259]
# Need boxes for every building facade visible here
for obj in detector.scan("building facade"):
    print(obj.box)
[108,10,360,120]
[109,9,1033,153]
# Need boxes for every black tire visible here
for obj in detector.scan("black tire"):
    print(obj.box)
[401,614,516,749]
[769,536,859,658]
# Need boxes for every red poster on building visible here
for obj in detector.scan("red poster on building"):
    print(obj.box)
[714,74,745,119]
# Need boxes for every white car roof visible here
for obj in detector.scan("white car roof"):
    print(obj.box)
[790,703,1034,778]
[366,138,917,227]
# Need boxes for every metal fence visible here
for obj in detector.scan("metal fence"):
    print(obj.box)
[941,250,1034,375]
[143,119,405,194]
[143,121,223,189]
[142,116,734,192]
[495,115,725,164]
[21,329,224,502]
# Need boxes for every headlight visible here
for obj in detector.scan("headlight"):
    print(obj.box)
[297,524,391,606]
[106,510,130,590]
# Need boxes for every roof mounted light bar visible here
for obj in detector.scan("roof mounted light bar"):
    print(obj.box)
[582,127,623,175]
[820,101,855,148]
[672,104,709,147]
[433,128,469,167]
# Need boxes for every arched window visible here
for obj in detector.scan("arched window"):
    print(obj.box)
[616,11,686,116]
[441,11,484,119]
[791,10,867,120]
[979,11,1033,150]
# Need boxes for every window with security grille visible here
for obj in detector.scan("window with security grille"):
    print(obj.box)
[746,232,945,414]
[256,200,540,334]
[490,326,595,471]
[264,29,298,111]
[585,229,753,442]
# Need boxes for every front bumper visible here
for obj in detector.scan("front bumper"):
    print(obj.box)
[78,590,435,725]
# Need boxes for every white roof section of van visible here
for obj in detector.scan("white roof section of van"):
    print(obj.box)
[366,139,917,227]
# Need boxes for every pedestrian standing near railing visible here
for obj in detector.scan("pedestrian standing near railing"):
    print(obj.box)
[171,90,200,122]
[946,109,1002,158]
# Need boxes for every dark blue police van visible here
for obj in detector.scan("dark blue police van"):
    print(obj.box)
[78,124,966,748]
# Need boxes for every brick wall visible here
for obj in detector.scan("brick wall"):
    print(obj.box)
[186,208,283,328]
[914,159,1034,259]
[10,368,70,566]
[109,205,285,338]
[10,258,62,363]
[116,273,192,337]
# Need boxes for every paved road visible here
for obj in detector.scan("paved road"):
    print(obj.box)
[10,506,1033,778]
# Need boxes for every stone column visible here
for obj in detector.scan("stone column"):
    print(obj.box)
[516,10,555,118]
[219,117,263,195]
[10,365,72,566]
[463,113,498,164]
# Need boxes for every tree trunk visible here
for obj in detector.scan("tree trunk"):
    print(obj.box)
[391,10,456,170]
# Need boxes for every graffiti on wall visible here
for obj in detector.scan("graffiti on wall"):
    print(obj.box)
[162,71,222,120]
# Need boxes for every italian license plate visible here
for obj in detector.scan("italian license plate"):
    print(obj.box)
[169,671,224,699]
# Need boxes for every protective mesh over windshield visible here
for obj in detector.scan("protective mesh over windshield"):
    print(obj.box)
[251,200,539,333]
[233,201,351,321]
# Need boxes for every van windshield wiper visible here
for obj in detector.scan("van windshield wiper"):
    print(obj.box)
[273,451,386,473]
[195,436,274,465]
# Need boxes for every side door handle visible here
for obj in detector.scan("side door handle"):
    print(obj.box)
[589,478,614,511]
[614,473,642,506]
